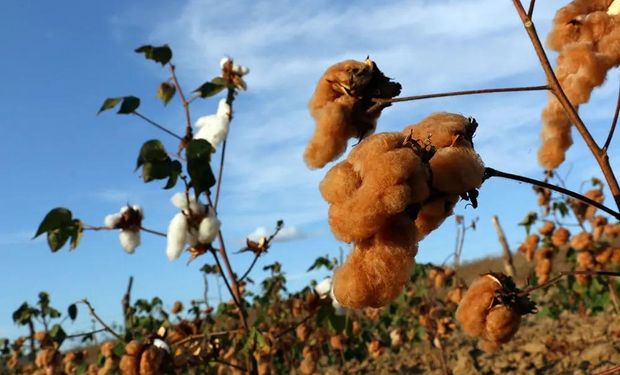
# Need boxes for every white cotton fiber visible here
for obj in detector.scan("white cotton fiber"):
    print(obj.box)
[166,213,188,261]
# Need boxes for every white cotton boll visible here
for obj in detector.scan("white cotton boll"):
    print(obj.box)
[330,285,346,316]
[171,192,190,210]
[166,213,188,261]
[120,206,129,214]
[198,210,221,244]
[152,338,170,353]
[194,117,229,148]
[314,277,332,297]
[609,0,620,15]
[195,114,219,129]
[216,98,231,118]
[119,230,140,254]
[238,65,249,76]
[104,213,122,228]
[220,57,232,69]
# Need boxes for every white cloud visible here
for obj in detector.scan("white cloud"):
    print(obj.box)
[246,224,308,243]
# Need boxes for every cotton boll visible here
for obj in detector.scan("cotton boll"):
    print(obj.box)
[332,215,417,308]
[314,277,332,297]
[186,227,199,248]
[415,195,459,241]
[220,57,232,69]
[319,161,361,205]
[198,209,221,244]
[194,116,229,148]
[132,205,143,216]
[170,192,205,215]
[429,147,484,194]
[166,213,188,261]
[119,230,141,254]
[104,213,122,228]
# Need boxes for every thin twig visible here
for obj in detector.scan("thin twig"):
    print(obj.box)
[239,255,260,283]
[80,299,125,342]
[214,140,227,211]
[602,82,620,153]
[171,329,243,347]
[139,226,167,237]
[66,328,107,340]
[511,0,620,210]
[484,167,620,220]
[519,270,620,296]
[527,0,536,18]
[133,111,183,141]
[593,364,620,375]
[210,358,248,373]
[169,64,193,139]
[121,276,133,336]
[368,85,549,114]
[492,216,516,278]
[211,247,249,330]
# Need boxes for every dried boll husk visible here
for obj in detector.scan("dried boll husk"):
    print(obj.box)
[605,222,620,239]
[456,273,535,350]
[577,250,595,269]
[332,215,418,308]
[304,58,401,169]
[571,231,593,251]
[552,227,571,247]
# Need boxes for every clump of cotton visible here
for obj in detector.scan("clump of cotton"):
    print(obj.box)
[166,212,188,261]
[198,208,221,244]
[194,99,231,149]
[119,230,141,254]
[103,205,144,253]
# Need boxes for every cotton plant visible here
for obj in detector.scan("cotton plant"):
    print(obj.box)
[103,205,143,253]
[166,192,221,261]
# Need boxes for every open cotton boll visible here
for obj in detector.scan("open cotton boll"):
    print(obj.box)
[610,0,620,15]
[166,213,188,261]
[314,277,332,297]
[220,57,232,69]
[198,209,221,244]
[232,64,250,76]
[194,116,229,148]
[104,213,122,228]
[119,230,140,254]
[170,192,205,215]
[132,205,143,216]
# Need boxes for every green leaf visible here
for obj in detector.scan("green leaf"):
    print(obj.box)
[12,303,33,325]
[117,96,140,114]
[164,160,182,190]
[69,220,84,250]
[135,140,180,189]
[157,82,176,105]
[48,227,71,252]
[49,324,66,347]
[134,44,172,66]
[136,140,168,169]
[193,77,228,98]
[68,304,78,321]
[307,255,337,272]
[328,312,346,333]
[518,212,538,235]
[186,139,215,196]
[34,208,73,238]
[97,97,122,114]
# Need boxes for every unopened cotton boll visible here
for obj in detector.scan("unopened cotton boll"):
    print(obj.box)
[166,213,188,261]
[119,230,141,254]
[314,277,332,297]
[104,213,122,228]
[198,209,221,244]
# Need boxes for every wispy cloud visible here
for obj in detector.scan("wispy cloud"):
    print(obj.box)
[246,225,310,243]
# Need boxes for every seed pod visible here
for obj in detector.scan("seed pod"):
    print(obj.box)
[551,227,571,247]
[571,231,593,251]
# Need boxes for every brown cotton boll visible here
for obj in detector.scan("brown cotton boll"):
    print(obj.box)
[332,215,417,308]
[415,195,459,241]
[584,189,605,219]
[305,59,401,169]
[571,231,593,251]
[598,18,620,62]
[367,340,384,359]
[611,248,620,264]
[552,227,571,247]
[429,147,485,195]
[139,346,165,375]
[98,357,118,375]
[483,305,522,347]
[319,161,361,205]
[556,43,609,104]
[539,221,556,236]
[575,266,591,285]
[402,112,476,149]
[577,251,595,269]
[538,138,570,170]
[535,248,553,284]
[456,275,501,338]
[304,97,358,169]
[100,342,115,359]
[605,223,620,239]
[595,247,613,264]
[448,285,466,305]
[547,0,615,51]
[296,324,309,343]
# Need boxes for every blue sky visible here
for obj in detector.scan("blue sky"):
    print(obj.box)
[1,0,618,340]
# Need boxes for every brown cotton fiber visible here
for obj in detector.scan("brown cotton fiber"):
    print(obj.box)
[539,0,619,170]
[304,58,401,169]
[322,132,429,243]
[332,215,418,308]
